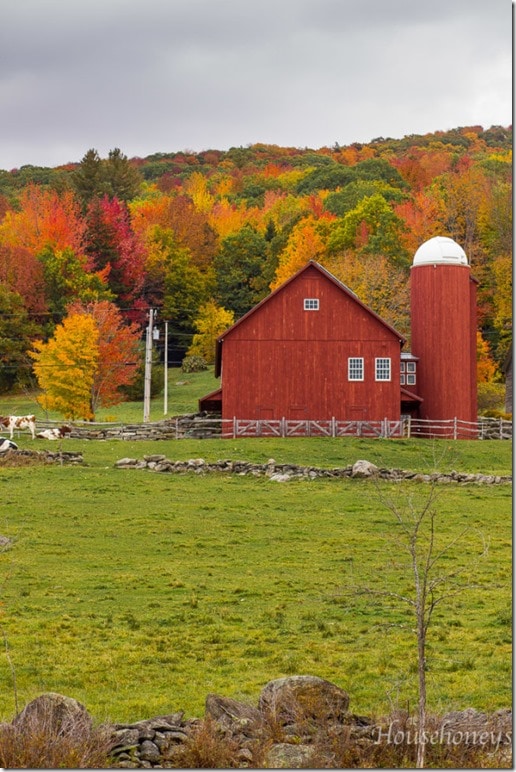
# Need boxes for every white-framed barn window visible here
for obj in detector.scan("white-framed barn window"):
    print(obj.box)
[304,298,319,311]
[375,357,391,381]
[348,357,364,381]
[405,361,416,386]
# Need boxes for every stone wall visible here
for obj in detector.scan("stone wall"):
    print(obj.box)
[114,456,512,486]
[33,414,513,441]
[7,681,512,769]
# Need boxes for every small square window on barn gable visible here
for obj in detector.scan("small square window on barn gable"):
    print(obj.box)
[304,298,319,310]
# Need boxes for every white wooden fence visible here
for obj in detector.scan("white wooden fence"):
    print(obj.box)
[221,417,512,440]
[27,416,512,440]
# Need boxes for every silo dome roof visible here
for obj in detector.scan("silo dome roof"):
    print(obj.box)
[413,236,468,266]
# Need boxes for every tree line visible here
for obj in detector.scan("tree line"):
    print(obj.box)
[0,125,511,418]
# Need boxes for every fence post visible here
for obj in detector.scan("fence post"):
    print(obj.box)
[331,416,336,437]
[453,416,458,440]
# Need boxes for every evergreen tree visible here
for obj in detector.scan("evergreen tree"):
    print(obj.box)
[103,148,142,202]
[72,149,105,207]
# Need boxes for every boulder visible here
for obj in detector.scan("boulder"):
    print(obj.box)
[269,473,291,483]
[258,675,349,726]
[352,459,379,478]
[13,692,92,734]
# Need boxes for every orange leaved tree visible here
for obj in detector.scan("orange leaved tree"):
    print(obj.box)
[68,300,142,414]
[30,301,142,420]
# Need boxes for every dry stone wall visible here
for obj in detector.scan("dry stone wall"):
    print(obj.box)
[114,455,512,486]
[7,682,512,769]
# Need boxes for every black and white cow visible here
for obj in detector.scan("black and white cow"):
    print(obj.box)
[0,439,18,453]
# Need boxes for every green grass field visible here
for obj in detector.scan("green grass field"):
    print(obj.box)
[0,378,511,725]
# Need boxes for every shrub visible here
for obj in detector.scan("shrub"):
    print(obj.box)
[0,707,112,769]
[477,381,505,413]
[169,717,244,768]
[481,409,512,420]
[182,355,208,373]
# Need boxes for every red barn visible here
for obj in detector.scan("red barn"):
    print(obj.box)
[200,236,479,434]
[200,261,405,422]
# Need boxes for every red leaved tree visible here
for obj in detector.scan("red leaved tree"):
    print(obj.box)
[84,196,147,316]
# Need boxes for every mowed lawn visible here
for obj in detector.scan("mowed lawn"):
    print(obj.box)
[0,433,511,724]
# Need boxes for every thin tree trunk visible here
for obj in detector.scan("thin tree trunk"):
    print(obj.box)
[416,618,426,768]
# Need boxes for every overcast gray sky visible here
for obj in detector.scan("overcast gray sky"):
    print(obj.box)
[0,0,511,170]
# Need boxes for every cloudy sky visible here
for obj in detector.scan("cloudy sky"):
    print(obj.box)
[0,0,511,170]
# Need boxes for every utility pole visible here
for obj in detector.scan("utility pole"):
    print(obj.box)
[164,321,168,415]
[143,308,154,423]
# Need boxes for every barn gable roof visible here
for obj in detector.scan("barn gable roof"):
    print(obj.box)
[214,260,406,377]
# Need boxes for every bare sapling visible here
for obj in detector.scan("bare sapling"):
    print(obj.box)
[345,471,489,768]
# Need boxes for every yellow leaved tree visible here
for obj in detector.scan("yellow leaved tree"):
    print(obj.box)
[30,313,100,420]
[187,301,235,364]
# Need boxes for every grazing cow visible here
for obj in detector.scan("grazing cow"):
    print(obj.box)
[36,425,72,440]
[0,439,18,453]
[0,415,36,440]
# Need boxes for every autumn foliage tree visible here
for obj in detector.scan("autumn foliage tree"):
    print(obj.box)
[38,246,112,325]
[84,196,146,311]
[325,251,411,336]
[30,301,141,419]
[30,313,100,420]
[0,184,86,256]
[271,216,328,290]
[187,301,235,364]
[0,243,47,315]
[67,300,141,413]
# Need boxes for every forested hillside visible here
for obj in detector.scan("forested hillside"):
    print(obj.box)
[0,125,511,403]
